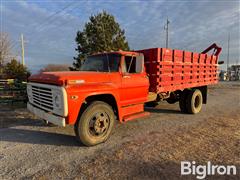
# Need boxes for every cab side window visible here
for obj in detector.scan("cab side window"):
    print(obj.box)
[125,56,137,73]
[123,55,143,73]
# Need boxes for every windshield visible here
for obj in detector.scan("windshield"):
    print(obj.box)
[80,54,121,72]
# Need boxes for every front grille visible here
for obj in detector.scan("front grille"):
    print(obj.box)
[31,85,53,111]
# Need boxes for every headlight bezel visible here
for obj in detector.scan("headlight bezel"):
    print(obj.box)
[52,90,63,110]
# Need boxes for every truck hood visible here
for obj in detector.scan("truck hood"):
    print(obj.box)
[28,71,110,86]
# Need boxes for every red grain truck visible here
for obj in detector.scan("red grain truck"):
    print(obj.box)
[27,43,222,146]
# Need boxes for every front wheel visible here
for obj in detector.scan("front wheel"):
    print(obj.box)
[74,101,115,146]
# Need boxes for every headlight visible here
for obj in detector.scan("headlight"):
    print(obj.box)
[53,92,62,109]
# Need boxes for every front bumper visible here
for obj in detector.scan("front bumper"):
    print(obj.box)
[27,103,66,127]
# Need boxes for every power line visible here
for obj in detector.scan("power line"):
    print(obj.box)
[26,1,81,45]
[28,3,82,52]
[13,2,80,63]
[26,1,79,38]
[32,1,78,32]
[31,2,76,28]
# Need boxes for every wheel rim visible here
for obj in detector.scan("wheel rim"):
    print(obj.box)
[194,95,201,108]
[88,111,110,137]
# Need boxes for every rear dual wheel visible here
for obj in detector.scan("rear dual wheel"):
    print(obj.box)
[179,89,203,114]
[74,101,115,146]
[179,90,189,113]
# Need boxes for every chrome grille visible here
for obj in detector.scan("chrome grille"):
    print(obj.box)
[27,82,68,117]
[31,85,53,111]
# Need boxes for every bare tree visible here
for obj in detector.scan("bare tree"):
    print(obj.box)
[0,32,12,67]
[40,64,70,72]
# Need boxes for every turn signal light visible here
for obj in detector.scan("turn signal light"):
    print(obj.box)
[67,80,85,85]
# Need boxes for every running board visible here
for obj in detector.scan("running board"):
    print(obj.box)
[123,111,150,122]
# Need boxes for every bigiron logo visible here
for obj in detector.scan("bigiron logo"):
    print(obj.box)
[181,161,237,179]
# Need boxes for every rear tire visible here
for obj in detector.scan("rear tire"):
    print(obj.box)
[186,89,203,114]
[179,90,189,113]
[74,101,115,146]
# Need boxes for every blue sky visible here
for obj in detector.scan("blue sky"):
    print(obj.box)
[1,0,239,72]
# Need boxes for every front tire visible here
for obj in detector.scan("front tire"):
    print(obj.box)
[74,101,115,146]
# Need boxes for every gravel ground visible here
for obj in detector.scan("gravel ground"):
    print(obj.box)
[0,81,239,179]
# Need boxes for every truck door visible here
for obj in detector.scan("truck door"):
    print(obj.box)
[120,54,149,106]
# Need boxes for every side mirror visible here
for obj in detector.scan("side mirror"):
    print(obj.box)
[218,61,224,65]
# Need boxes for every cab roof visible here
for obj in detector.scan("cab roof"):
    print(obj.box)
[91,50,142,56]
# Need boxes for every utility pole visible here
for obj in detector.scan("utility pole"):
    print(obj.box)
[20,34,25,66]
[164,18,170,48]
[227,33,230,72]
[226,32,231,81]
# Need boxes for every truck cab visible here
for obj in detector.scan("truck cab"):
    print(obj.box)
[27,51,149,146]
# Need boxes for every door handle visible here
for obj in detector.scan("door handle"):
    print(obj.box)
[123,75,131,78]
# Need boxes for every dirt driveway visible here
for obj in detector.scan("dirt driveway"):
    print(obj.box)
[0,82,240,179]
